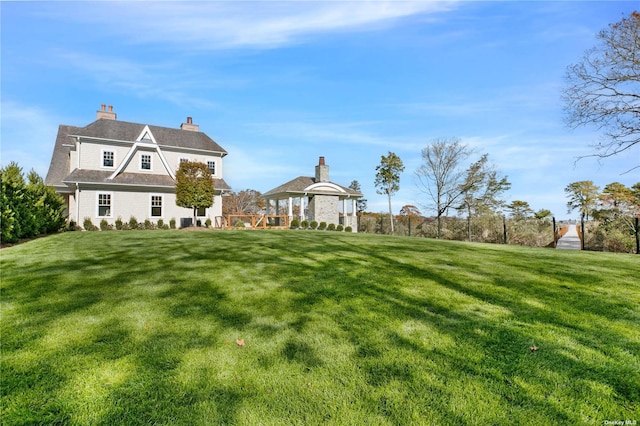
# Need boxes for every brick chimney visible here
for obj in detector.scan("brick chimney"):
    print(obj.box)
[315,156,329,182]
[97,104,117,120]
[180,116,199,132]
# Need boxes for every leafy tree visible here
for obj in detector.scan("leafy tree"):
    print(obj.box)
[597,181,640,232]
[349,180,367,214]
[374,152,404,233]
[506,200,533,221]
[563,11,640,169]
[599,182,634,210]
[399,205,421,217]
[565,180,600,220]
[415,137,470,239]
[222,189,264,216]
[175,161,214,226]
[456,154,511,241]
[534,209,552,220]
[1,162,66,243]
[27,170,66,234]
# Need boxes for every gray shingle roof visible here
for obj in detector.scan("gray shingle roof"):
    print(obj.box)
[62,169,231,191]
[46,118,230,191]
[262,176,362,198]
[71,119,228,154]
[45,124,80,189]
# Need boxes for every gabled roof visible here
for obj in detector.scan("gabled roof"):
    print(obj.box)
[46,118,230,190]
[262,176,362,199]
[70,119,228,154]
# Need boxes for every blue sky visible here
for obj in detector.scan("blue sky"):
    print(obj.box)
[2,1,638,220]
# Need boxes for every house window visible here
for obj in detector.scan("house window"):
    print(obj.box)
[151,195,162,217]
[141,154,151,170]
[103,150,114,167]
[196,206,206,217]
[207,161,215,175]
[98,193,111,217]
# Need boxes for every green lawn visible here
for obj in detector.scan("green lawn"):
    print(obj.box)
[1,230,639,425]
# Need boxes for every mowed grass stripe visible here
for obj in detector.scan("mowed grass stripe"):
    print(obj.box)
[1,230,638,425]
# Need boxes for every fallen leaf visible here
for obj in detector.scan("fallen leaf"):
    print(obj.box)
[530,345,539,352]
[236,339,246,347]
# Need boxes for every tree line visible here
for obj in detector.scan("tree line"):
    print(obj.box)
[1,162,66,244]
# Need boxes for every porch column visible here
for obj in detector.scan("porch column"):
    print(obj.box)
[343,199,347,225]
[300,196,305,221]
[352,199,358,232]
[265,199,270,216]
[288,197,293,220]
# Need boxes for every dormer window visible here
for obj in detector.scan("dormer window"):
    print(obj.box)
[141,154,151,170]
[102,150,114,168]
[207,161,216,175]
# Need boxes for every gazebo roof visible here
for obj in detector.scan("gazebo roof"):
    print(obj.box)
[262,175,362,200]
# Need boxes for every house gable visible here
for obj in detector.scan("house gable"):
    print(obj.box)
[109,126,175,180]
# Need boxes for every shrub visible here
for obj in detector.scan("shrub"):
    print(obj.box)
[301,220,309,229]
[170,218,176,229]
[318,222,327,230]
[100,219,112,231]
[235,220,246,228]
[115,217,123,230]
[83,217,98,231]
[162,224,170,230]
[290,219,300,229]
[1,162,66,242]
[310,221,318,230]
[336,224,344,232]
[327,223,336,231]
[345,226,353,233]
[128,216,138,229]
[144,219,153,230]
[205,218,212,228]
[65,220,79,232]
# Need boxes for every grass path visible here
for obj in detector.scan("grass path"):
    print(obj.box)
[1,230,639,425]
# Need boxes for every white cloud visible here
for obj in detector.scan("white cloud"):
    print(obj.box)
[49,1,459,50]
[49,50,221,109]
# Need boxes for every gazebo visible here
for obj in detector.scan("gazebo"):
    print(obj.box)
[262,157,363,231]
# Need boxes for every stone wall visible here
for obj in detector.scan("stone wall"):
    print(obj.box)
[308,195,338,225]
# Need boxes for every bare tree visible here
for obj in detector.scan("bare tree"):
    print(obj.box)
[374,152,404,234]
[563,11,640,170]
[222,189,264,216]
[415,138,470,239]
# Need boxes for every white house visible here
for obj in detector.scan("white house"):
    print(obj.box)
[45,105,230,228]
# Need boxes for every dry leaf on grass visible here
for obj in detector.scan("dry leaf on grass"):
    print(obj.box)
[530,345,539,352]
[236,339,246,347]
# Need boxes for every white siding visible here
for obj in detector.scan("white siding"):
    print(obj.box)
[73,186,223,228]
[79,142,132,170]
[162,150,222,177]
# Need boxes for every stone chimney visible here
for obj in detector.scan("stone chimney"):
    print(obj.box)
[180,116,199,132]
[96,104,117,120]
[315,156,329,182]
